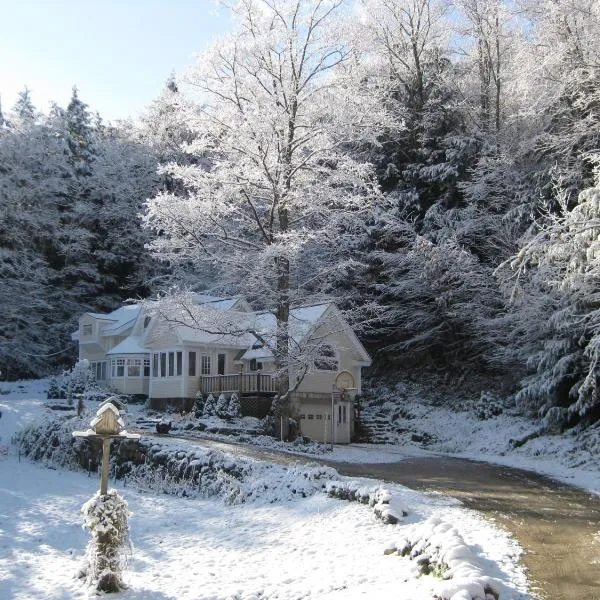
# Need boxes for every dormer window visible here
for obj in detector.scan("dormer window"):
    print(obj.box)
[83,324,92,336]
[143,316,151,329]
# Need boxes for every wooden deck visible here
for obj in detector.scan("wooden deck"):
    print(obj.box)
[199,372,277,395]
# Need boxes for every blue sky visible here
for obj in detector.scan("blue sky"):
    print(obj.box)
[0,0,232,121]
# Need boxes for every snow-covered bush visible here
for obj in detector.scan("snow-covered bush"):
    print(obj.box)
[46,360,97,401]
[203,394,216,417]
[80,489,130,592]
[227,393,241,419]
[215,393,229,418]
[389,517,509,599]
[326,481,407,524]
[474,392,504,420]
[193,392,204,418]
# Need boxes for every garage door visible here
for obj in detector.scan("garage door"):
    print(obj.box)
[299,410,331,443]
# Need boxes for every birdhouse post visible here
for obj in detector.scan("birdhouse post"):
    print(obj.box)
[73,398,140,495]
[73,398,140,593]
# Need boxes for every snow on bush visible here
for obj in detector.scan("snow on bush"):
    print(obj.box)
[388,517,511,600]
[80,489,130,592]
[126,440,338,505]
[18,415,339,505]
[193,391,204,418]
[227,392,241,419]
[203,393,216,417]
[325,480,408,524]
[215,393,229,418]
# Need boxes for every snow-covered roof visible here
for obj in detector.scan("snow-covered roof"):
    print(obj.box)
[106,336,149,356]
[240,347,273,361]
[100,305,141,333]
[81,305,141,336]
[192,294,243,311]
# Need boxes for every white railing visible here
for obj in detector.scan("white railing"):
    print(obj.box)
[200,372,277,394]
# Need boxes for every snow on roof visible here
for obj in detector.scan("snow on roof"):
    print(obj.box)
[101,305,142,332]
[106,336,149,356]
[241,347,273,360]
[83,305,141,333]
[192,294,243,311]
[177,324,256,348]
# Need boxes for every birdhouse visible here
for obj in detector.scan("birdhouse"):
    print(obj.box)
[90,402,124,435]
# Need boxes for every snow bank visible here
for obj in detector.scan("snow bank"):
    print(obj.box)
[390,516,514,600]
[325,480,408,524]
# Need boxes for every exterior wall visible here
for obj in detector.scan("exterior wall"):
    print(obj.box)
[292,327,365,395]
[109,376,149,396]
[79,347,107,363]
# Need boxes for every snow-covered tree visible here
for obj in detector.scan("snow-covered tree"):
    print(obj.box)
[503,160,600,426]
[203,394,217,417]
[144,0,390,398]
[215,393,229,419]
[227,393,241,419]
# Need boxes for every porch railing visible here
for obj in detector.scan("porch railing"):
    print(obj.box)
[199,372,277,395]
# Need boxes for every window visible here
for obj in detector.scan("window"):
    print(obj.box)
[152,353,159,377]
[176,351,182,376]
[314,344,338,371]
[111,359,116,378]
[201,355,211,376]
[218,353,226,375]
[116,359,125,377]
[83,324,92,336]
[316,414,323,420]
[300,414,306,420]
[128,359,141,377]
[143,316,151,329]
[189,352,196,376]
[144,359,150,377]
[249,359,263,372]
[93,361,107,381]
[168,352,175,376]
[160,353,166,378]
[308,414,314,420]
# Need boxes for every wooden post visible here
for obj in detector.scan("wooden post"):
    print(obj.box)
[100,438,112,495]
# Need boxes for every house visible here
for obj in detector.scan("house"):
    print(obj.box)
[72,294,371,443]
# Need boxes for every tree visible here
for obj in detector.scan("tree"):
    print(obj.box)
[144,0,389,398]
[502,160,600,427]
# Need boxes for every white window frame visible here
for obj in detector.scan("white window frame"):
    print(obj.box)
[201,355,211,376]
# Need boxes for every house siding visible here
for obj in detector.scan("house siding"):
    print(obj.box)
[293,327,364,395]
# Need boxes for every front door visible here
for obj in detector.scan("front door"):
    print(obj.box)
[217,353,226,375]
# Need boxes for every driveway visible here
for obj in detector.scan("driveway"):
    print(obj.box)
[148,435,600,600]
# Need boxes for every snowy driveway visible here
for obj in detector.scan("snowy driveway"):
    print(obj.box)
[162,435,600,600]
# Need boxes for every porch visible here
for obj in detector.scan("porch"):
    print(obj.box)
[199,372,278,396]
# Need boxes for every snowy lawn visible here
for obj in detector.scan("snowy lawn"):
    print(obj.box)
[0,380,533,600]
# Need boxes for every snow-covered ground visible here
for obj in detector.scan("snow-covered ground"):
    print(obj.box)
[354,381,600,496]
[0,379,533,599]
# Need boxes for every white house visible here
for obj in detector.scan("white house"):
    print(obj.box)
[72,294,371,443]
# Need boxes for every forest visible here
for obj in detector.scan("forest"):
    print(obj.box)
[2,0,600,432]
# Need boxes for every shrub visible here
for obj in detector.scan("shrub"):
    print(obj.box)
[80,490,130,593]
[227,393,241,419]
[203,394,216,417]
[215,393,229,418]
